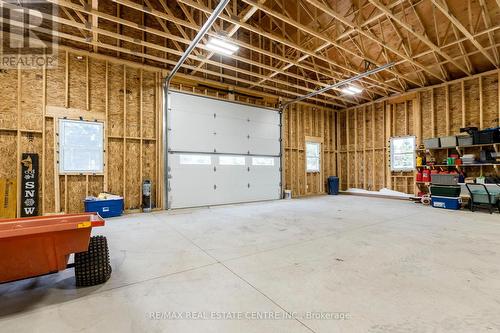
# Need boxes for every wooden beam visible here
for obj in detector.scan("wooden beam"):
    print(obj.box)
[175,0,408,91]
[190,1,265,75]
[369,0,470,76]
[239,0,421,89]
[91,0,98,53]
[431,0,498,68]
[303,0,446,83]
[479,76,484,128]
[42,0,366,103]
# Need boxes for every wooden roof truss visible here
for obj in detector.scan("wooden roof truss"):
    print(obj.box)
[2,0,499,108]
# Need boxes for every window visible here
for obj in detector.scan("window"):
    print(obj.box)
[390,136,416,171]
[252,157,275,166]
[219,155,246,165]
[59,119,104,174]
[180,155,212,165]
[306,142,320,172]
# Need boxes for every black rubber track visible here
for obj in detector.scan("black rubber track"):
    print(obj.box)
[74,235,112,287]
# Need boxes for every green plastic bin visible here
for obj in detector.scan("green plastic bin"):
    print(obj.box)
[430,185,461,197]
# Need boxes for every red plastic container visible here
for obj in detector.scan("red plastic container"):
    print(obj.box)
[416,172,423,182]
[422,169,431,182]
[0,213,105,283]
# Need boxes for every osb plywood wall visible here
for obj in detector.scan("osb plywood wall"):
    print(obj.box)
[0,48,163,215]
[337,70,500,195]
[283,104,336,197]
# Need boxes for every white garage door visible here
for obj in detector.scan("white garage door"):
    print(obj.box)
[167,92,281,209]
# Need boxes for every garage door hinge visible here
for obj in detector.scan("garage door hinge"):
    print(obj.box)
[214,184,217,190]
[248,183,250,188]
[214,166,217,172]
[247,167,250,172]
[214,113,217,118]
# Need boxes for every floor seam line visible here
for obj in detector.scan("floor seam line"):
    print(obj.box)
[163,221,316,333]
[0,262,219,319]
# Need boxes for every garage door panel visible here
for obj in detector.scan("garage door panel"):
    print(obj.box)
[250,122,280,138]
[215,164,249,203]
[168,92,281,208]
[248,108,280,124]
[249,138,280,156]
[247,185,280,202]
[213,114,250,154]
[169,110,215,152]
[214,135,249,154]
[168,154,216,208]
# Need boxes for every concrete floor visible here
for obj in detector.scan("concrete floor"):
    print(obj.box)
[1,196,500,333]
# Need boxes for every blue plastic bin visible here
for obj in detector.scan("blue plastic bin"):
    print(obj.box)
[84,198,124,218]
[328,176,339,195]
[431,196,462,210]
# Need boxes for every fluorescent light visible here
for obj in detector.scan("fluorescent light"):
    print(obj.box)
[341,88,357,95]
[342,85,363,95]
[347,86,362,93]
[206,38,239,55]
[205,43,235,55]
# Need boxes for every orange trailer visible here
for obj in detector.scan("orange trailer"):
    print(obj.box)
[0,213,111,286]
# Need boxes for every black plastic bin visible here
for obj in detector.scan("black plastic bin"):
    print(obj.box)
[328,176,339,195]
[473,127,500,144]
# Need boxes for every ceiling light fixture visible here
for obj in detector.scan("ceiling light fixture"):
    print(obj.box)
[206,38,239,56]
[341,85,363,95]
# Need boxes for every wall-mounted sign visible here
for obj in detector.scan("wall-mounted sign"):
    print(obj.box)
[21,153,39,217]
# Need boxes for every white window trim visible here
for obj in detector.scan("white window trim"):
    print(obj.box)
[390,136,416,172]
[59,119,104,174]
[306,141,321,173]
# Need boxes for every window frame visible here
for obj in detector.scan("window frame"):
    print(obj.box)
[58,119,104,175]
[179,154,212,165]
[390,135,416,172]
[251,157,275,166]
[218,155,246,166]
[305,138,322,173]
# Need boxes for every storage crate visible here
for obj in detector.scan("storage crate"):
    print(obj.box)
[430,185,461,197]
[457,135,473,146]
[431,174,459,185]
[431,196,462,210]
[440,136,457,148]
[473,127,500,144]
[423,138,440,149]
[84,198,124,218]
